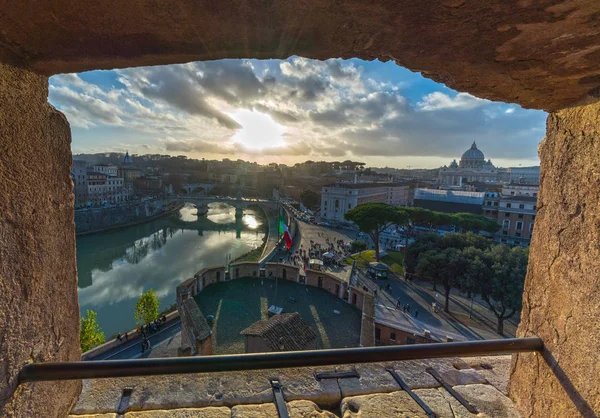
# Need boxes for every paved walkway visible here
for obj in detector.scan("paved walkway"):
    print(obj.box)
[368,272,517,341]
[87,318,181,360]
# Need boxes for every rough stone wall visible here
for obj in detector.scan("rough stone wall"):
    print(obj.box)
[510,97,600,417]
[0,63,81,416]
[2,1,600,110]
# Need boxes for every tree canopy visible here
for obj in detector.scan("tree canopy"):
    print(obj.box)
[80,309,105,353]
[345,202,408,261]
[134,289,160,325]
[407,232,528,335]
[300,189,320,208]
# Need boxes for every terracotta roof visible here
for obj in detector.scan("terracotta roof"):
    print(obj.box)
[240,313,317,351]
[181,298,212,342]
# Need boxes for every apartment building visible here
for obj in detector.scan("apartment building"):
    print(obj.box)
[320,183,411,221]
[483,183,538,246]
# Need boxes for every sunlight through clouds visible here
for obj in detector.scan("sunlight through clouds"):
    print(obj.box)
[49,57,547,167]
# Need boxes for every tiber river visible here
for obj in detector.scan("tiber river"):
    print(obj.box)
[76,203,266,337]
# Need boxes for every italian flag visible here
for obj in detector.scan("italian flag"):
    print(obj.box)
[279,216,292,249]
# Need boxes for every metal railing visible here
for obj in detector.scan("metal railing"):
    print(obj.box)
[18,337,542,384]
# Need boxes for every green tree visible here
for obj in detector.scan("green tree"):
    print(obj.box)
[451,212,501,234]
[350,240,367,253]
[345,203,408,261]
[80,310,105,353]
[416,247,467,312]
[461,246,491,298]
[300,189,320,208]
[134,289,160,325]
[479,245,528,335]
[404,233,440,276]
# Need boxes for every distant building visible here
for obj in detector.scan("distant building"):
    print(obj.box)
[92,164,118,177]
[439,142,507,187]
[413,188,485,214]
[134,176,163,193]
[507,166,540,184]
[320,182,412,221]
[72,160,88,208]
[118,152,142,191]
[86,169,128,205]
[483,184,538,246]
[240,313,317,353]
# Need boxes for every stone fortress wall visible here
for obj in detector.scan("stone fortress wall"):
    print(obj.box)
[175,262,436,353]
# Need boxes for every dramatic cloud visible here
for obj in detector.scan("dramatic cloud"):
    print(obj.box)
[49,57,546,166]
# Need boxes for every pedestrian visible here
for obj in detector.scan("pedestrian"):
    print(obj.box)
[396,297,401,308]
[415,309,419,319]
[116,333,122,342]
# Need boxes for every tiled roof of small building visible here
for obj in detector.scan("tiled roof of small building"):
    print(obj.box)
[241,313,317,351]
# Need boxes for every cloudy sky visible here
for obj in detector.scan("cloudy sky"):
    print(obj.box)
[49,57,546,169]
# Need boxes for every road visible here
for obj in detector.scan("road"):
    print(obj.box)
[88,318,181,360]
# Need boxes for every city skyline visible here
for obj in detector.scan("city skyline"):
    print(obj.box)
[50,57,546,169]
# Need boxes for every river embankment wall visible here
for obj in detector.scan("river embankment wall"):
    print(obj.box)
[75,199,184,236]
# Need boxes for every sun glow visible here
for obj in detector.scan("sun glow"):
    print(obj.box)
[230,109,286,150]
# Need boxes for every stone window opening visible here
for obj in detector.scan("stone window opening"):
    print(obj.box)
[2,8,599,415]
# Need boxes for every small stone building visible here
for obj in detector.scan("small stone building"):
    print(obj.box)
[240,313,317,353]
[178,298,212,356]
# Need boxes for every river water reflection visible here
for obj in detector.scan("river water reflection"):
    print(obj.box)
[76,203,266,337]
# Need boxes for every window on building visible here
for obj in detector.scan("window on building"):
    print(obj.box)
[487,201,491,206]
[375,328,381,341]
[506,203,512,208]
[390,332,396,341]
[406,338,416,345]
[514,240,520,245]
[348,191,352,195]
[529,223,534,232]
[511,191,515,195]
[533,205,537,210]
[516,221,523,231]
[519,204,525,209]
[494,201,499,206]
[335,200,339,209]
[348,203,351,209]
[533,193,537,197]
[502,219,510,229]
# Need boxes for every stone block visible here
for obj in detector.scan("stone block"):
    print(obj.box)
[125,407,231,417]
[438,369,488,387]
[287,400,339,417]
[277,366,341,409]
[413,388,477,418]
[387,358,468,389]
[340,390,429,417]
[231,403,278,417]
[336,364,399,398]
[72,371,273,414]
[71,379,123,415]
[454,384,521,418]
[68,414,118,418]
[462,355,511,395]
